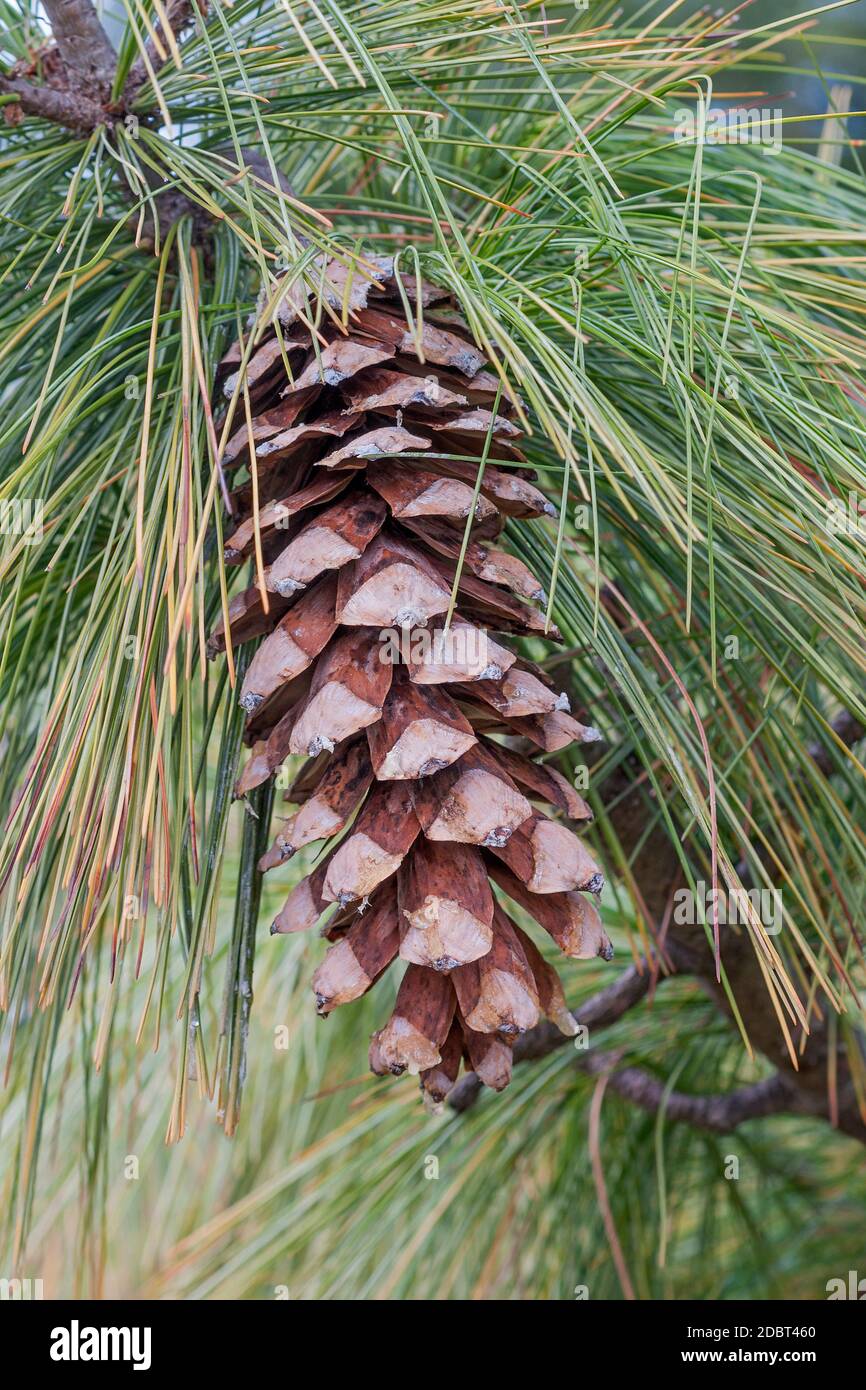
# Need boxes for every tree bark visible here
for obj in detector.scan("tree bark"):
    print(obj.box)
[41,0,117,95]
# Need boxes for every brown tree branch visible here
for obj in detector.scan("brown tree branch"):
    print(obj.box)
[582,1054,797,1133]
[3,4,291,251]
[1,2,218,244]
[41,0,117,96]
[448,963,802,1133]
[0,74,105,131]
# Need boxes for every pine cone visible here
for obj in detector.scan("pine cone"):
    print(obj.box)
[210,252,612,1104]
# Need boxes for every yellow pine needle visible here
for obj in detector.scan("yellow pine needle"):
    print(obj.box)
[279,0,340,89]
[136,234,175,583]
[151,0,185,69]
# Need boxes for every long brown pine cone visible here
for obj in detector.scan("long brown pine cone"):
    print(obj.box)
[209,251,612,1104]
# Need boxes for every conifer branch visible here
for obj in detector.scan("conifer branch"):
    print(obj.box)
[41,0,117,94]
[581,1056,797,1133]
[0,73,105,130]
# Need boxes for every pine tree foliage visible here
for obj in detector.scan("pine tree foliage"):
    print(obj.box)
[0,0,864,1293]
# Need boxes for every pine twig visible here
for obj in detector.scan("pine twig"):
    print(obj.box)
[41,0,117,95]
[582,1055,796,1134]
[0,74,105,130]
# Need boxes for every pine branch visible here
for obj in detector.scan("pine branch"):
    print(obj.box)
[0,1,221,243]
[448,964,805,1134]
[0,0,116,130]
[582,1055,796,1133]
[41,0,117,95]
[0,74,104,131]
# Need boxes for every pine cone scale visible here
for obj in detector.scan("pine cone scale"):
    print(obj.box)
[212,256,611,1102]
